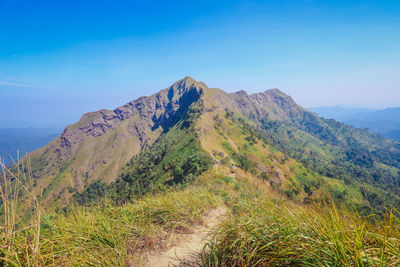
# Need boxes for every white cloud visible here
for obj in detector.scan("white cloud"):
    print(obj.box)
[0,79,48,89]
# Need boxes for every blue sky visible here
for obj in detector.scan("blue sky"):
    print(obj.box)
[1,0,399,128]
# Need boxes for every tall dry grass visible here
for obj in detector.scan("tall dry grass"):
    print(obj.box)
[0,157,222,266]
[200,170,400,266]
[1,162,400,266]
[0,155,43,265]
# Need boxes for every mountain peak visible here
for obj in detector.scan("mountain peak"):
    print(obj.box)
[170,76,208,95]
[264,88,284,95]
[181,76,196,82]
[173,76,198,87]
[262,88,295,103]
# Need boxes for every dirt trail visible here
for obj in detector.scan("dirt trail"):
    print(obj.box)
[144,207,227,267]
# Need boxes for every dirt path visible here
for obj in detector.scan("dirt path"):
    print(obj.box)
[144,207,227,267]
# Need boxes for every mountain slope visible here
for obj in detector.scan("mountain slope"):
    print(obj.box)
[194,86,400,210]
[6,166,400,266]
[108,78,400,211]
[17,77,204,209]
[197,84,400,192]
[4,77,400,266]
[12,77,400,212]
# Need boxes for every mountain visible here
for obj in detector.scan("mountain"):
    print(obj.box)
[0,128,60,166]
[4,77,400,265]
[10,77,400,213]
[310,106,400,141]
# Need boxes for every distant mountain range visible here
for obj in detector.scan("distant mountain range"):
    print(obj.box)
[309,106,400,141]
[0,128,61,166]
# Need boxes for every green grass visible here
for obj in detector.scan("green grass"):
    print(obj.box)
[200,171,400,267]
[221,141,236,158]
[2,164,400,266]
[1,182,221,265]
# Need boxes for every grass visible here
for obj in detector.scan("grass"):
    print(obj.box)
[37,188,220,266]
[1,161,400,266]
[203,111,372,209]
[0,160,221,266]
[1,156,42,266]
[200,170,400,267]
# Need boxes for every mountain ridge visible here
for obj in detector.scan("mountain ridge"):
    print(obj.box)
[10,77,400,212]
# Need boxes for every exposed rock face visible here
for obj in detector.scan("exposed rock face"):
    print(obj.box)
[52,77,203,160]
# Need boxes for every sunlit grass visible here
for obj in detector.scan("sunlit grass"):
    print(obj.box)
[200,170,400,266]
[1,163,400,266]
[0,160,221,266]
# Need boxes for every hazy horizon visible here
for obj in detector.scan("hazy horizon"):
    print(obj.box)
[1,0,399,128]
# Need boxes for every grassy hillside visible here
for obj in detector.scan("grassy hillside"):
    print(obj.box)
[2,165,399,266]
[72,85,399,213]
[201,170,400,266]
[196,83,400,211]
[8,77,206,212]
[199,108,399,213]
[3,77,400,265]
[8,77,400,213]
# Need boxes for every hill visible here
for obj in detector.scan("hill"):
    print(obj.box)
[6,77,399,214]
[2,77,400,265]
[0,128,60,166]
[3,166,400,265]
[310,106,400,141]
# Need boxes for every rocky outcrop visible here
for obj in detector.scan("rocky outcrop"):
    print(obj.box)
[52,77,204,160]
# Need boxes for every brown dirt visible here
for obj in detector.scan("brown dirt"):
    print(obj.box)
[143,207,227,267]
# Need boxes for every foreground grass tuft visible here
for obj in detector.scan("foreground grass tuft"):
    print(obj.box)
[0,161,221,266]
[200,171,400,266]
